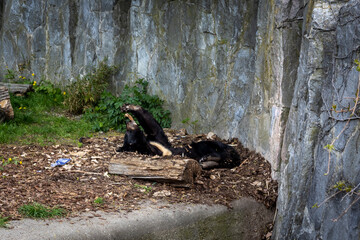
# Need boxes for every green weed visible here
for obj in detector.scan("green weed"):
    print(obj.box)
[84,79,171,132]
[134,184,152,194]
[2,65,37,84]
[0,157,22,170]
[93,197,104,205]
[181,117,199,133]
[0,215,9,228]
[18,202,66,219]
[332,181,353,193]
[64,59,118,114]
[4,68,15,81]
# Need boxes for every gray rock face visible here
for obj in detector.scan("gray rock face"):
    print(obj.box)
[0,0,359,239]
[273,1,360,239]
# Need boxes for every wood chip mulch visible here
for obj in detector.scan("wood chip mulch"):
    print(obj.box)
[0,130,278,220]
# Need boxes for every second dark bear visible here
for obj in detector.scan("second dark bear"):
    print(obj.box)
[184,141,241,169]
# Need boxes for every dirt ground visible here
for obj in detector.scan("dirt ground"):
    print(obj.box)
[0,129,278,229]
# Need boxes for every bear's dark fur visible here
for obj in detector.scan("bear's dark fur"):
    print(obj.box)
[183,141,240,169]
[119,104,241,169]
[121,104,171,148]
[116,117,163,156]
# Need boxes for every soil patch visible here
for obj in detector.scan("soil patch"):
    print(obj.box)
[0,129,278,221]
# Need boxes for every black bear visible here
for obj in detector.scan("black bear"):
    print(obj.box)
[116,113,170,156]
[120,104,241,169]
[121,104,171,148]
[184,141,240,169]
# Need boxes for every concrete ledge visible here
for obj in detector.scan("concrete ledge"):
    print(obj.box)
[0,198,274,240]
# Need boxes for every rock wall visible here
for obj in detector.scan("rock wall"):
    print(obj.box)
[0,0,359,239]
[274,1,360,239]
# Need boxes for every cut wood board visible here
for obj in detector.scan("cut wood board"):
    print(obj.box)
[0,86,14,121]
[0,86,10,100]
[109,156,202,185]
[0,82,33,95]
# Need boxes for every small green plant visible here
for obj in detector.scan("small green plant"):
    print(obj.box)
[93,197,104,205]
[134,184,152,194]
[0,157,22,170]
[84,79,171,132]
[33,80,65,103]
[64,59,118,114]
[4,68,15,81]
[0,215,9,228]
[332,180,353,193]
[312,180,360,222]
[3,65,37,84]
[18,202,66,219]
[323,144,335,151]
[311,203,319,209]
[181,117,199,133]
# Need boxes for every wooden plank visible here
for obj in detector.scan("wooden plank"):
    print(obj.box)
[0,86,14,122]
[0,82,33,95]
[0,86,10,101]
[109,156,202,185]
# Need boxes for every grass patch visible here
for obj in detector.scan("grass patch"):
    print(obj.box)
[0,78,171,144]
[93,197,104,205]
[1,63,170,144]
[0,90,93,145]
[18,202,66,219]
[0,215,9,228]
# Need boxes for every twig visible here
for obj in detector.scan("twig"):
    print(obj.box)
[332,195,360,222]
[239,158,249,167]
[329,115,360,121]
[67,170,103,175]
[317,190,342,208]
[341,182,360,201]
[109,182,127,185]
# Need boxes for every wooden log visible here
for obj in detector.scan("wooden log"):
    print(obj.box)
[109,155,202,185]
[0,87,10,100]
[0,86,14,122]
[0,82,33,95]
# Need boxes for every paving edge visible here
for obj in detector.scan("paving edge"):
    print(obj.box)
[0,197,274,240]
